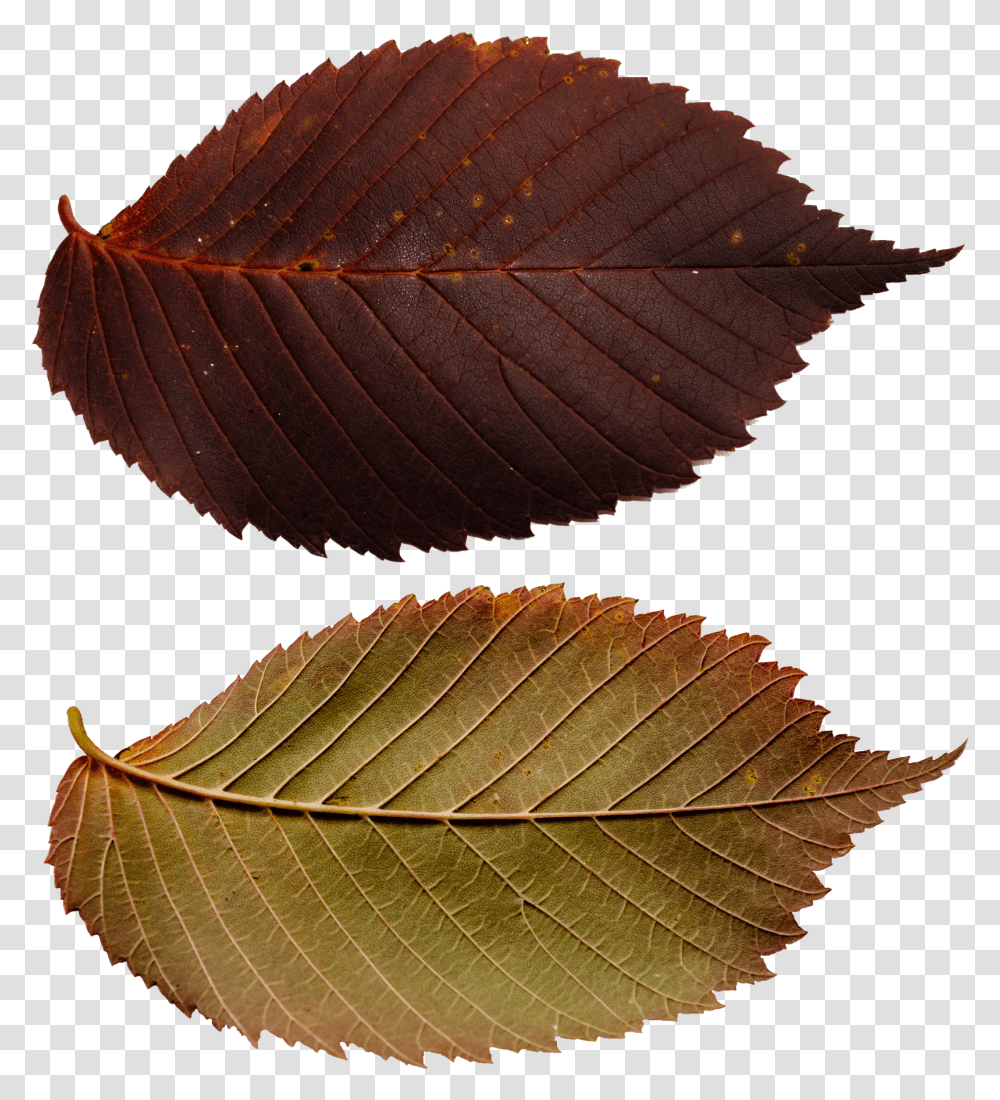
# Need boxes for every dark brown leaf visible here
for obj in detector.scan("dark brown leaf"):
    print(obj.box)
[35,36,961,558]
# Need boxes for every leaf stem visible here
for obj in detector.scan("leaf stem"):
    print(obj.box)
[57,196,94,238]
[67,706,102,755]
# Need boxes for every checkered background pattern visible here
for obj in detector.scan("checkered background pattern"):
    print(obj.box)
[1,0,997,1096]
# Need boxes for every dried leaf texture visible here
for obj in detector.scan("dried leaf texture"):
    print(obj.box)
[35,37,960,558]
[48,586,963,1064]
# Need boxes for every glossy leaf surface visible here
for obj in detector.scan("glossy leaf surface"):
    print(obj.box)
[34,37,960,558]
[48,586,963,1063]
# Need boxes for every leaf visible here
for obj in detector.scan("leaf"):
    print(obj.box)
[48,585,962,1064]
[34,38,960,560]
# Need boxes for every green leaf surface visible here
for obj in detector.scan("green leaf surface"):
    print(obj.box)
[48,585,963,1064]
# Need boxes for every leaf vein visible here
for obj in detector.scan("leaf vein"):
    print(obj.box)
[211,804,411,1061]
[270,811,476,1060]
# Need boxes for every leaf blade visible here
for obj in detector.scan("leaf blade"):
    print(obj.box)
[35,37,961,558]
[49,588,963,1063]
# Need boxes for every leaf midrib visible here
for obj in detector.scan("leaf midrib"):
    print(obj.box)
[77,239,917,275]
[71,716,947,820]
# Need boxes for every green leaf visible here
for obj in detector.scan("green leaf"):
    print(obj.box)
[47,585,962,1064]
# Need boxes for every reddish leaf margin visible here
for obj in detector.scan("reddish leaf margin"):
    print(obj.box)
[35,37,961,558]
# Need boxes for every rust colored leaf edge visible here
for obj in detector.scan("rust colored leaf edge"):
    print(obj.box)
[34,36,961,559]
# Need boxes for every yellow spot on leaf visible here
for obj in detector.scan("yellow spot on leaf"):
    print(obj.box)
[472,194,483,207]
[503,214,514,225]
[786,252,800,265]
[443,243,455,255]
[493,750,503,761]
[564,76,573,84]
[651,374,660,382]
[796,242,807,252]
[448,273,462,282]
[393,210,404,222]
[746,767,758,785]
[462,157,472,166]
[730,229,743,245]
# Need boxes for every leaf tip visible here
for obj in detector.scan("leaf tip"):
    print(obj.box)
[935,243,964,265]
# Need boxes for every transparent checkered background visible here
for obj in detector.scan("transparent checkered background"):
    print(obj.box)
[1,0,997,1096]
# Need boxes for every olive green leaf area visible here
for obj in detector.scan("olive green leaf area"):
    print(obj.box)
[48,586,962,1064]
